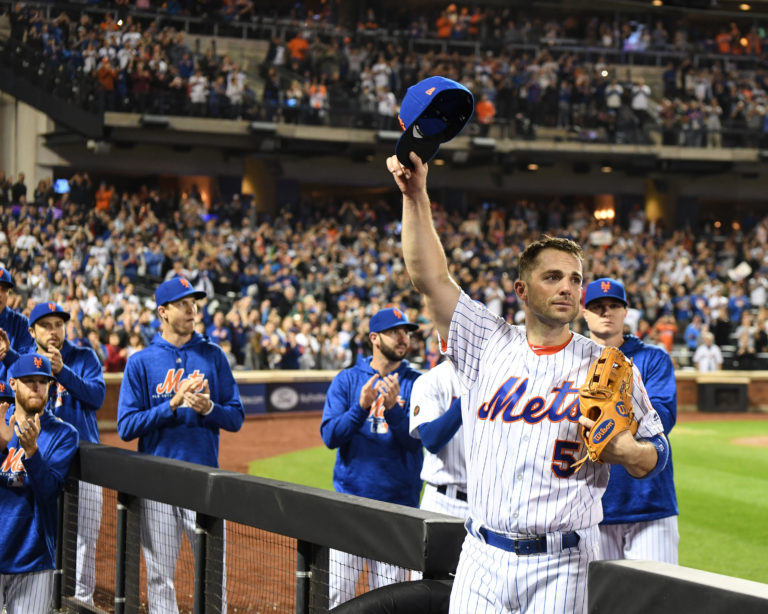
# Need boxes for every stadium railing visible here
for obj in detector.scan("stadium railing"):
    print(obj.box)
[56,442,465,614]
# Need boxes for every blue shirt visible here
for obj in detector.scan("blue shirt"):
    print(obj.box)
[117,332,245,467]
[320,357,423,507]
[601,335,679,524]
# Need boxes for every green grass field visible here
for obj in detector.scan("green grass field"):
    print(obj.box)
[248,420,768,584]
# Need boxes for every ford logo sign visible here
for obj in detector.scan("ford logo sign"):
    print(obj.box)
[270,386,299,411]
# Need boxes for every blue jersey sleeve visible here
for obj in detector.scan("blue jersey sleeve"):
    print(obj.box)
[383,403,423,452]
[117,355,176,441]
[56,350,106,411]
[416,396,462,454]
[320,371,369,449]
[643,352,677,434]
[639,433,670,480]
[200,346,244,433]
[23,422,79,502]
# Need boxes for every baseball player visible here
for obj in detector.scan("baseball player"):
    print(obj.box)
[0,354,79,614]
[117,277,245,614]
[320,307,423,608]
[26,302,106,604]
[388,151,669,614]
[409,359,467,519]
[582,278,679,563]
[0,268,36,380]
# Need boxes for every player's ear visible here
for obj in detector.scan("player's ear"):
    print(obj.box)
[514,279,527,301]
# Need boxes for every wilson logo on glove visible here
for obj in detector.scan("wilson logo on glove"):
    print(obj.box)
[592,420,615,444]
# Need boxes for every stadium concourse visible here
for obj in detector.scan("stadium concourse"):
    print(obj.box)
[4,0,768,144]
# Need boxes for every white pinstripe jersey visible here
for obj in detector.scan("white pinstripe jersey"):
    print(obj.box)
[409,360,466,488]
[445,292,664,536]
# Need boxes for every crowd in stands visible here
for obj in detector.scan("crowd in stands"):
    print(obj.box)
[2,167,768,373]
[4,2,768,145]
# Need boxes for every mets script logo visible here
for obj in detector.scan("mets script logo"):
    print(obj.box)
[179,278,191,288]
[48,302,56,311]
[0,383,5,393]
[592,419,615,443]
[393,308,403,319]
[155,369,204,395]
[425,87,436,95]
[477,377,581,424]
[601,281,611,293]
[33,357,43,369]
[615,401,630,417]
[1,448,25,473]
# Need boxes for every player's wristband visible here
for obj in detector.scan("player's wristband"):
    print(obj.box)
[639,433,669,480]
[202,398,215,415]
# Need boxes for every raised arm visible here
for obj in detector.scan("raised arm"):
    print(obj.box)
[386,151,460,341]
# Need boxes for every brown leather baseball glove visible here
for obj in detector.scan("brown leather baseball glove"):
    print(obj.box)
[573,346,638,472]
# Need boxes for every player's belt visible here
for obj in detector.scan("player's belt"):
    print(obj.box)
[435,484,467,501]
[478,526,580,556]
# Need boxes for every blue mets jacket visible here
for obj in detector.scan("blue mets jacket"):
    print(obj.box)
[601,334,679,524]
[0,407,79,573]
[117,332,245,467]
[320,356,423,507]
[0,307,36,379]
[51,340,106,444]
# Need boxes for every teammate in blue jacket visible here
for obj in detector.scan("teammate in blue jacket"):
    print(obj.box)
[583,278,679,563]
[0,268,35,380]
[28,301,106,605]
[117,277,245,614]
[320,307,423,608]
[0,353,79,614]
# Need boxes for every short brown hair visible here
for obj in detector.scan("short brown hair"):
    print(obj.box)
[518,236,583,281]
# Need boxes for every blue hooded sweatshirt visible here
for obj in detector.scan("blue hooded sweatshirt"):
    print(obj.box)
[320,356,423,507]
[601,335,679,524]
[0,407,78,573]
[117,332,245,467]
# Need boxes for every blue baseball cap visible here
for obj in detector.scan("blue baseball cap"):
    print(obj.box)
[0,267,14,288]
[9,353,55,380]
[155,277,206,306]
[29,302,71,327]
[396,76,474,168]
[369,308,419,334]
[0,379,14,400]
[584,278,628,307]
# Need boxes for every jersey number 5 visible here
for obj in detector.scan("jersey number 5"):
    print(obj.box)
[552,439,581,478]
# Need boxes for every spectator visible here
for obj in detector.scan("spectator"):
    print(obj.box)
[693,332,723,371]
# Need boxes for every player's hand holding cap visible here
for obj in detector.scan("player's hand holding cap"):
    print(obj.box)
[396,76,474,168]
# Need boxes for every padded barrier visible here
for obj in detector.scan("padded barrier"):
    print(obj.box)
[589,560,768,614]
[330,579,453,614]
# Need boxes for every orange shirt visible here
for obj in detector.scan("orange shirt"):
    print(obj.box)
[95,187,113,212]
[475,99,496,125]
[287,36,309,61]
[654,321,678,352]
